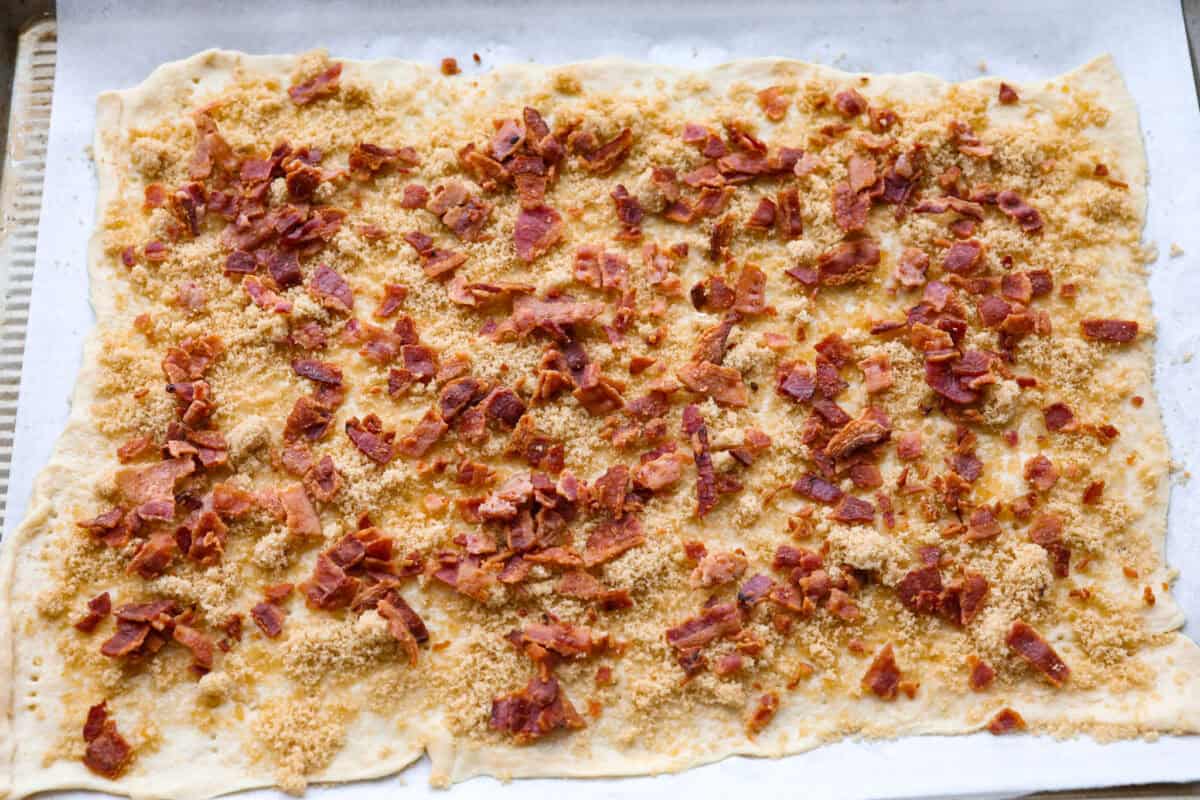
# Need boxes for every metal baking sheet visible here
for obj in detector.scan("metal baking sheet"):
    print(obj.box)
[7,1,1200,798]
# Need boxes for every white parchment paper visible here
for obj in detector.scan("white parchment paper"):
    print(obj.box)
[11,1,1200,797]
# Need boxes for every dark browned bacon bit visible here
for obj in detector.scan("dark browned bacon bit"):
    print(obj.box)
[998,83,1020,105]
[1006,620,1070,686]
[862,643,902,700]
[666,601,743,675]
[490,663,585,742]
[968,656,996,691]
[611,185,643,240]
[1081,318,1138,343]
[404,230,468,279]
[82,701,133,778]
[288,63,342,105]
[757,85,790,121]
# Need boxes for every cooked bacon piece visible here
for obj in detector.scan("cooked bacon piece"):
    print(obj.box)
[681,404,719,517]
[514,206,564,262]
[833,89,867,117]
[925,360,980,405]
[348,142,418,179]
[1043,402,1075,432]
[592,465,630,516]
[173,623,215,672]
[998,82,1019,104]
[776,362,816,403]
[736,574,776,608]
[776,187,803,240]
[114,457,194,522]
[1006,620,1070,686]
[897,564,943,614]
[303,455,343,502]
[519,622,606,658]
[282,395,333,444]
[582,128,634,174]
[490,667,585,743]
[1024,454,1059,491]
[747,197,777,232]
[957,572,989,624]
[942,240,983,275]
[988,707,1026,734]
[482,386,527,428]
[583,514,645,567]
[573,365,625,416]
[611,184,643,236]
[817,237,880,286]
[1028,513,1070,578]
[251,602,286,638]
[831,495,875,524]
[1081,318,1138,343]
[439,376,486,422]
[745,692,780,737]
[677,361,749,407]
[792,473,843,504]
[825,413,890,460]
[633,451,684,491]
[100,620,151,658]
[289,63,342,104]
[896,431,923,461]
[308,265,354,314]
[827,588,862,622]
[74,592,113,633]
[127,532,178,579]
[280,484,321,538]
[734,265,767,314]
[964,507,1001,541]
[399,183,430,209]
[995,190,1043,233]
[291,358,342,386]
[832,181,870,232]
[858,353,893,394]
[346,414,396,463]
[666,602,742,651]
[862,643,901,700]
[299,554,360,611]
[82,702,133,778]
[690,550,748,588]
[968,656,996,690]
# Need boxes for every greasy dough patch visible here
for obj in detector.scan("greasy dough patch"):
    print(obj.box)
[1,50,1198,799]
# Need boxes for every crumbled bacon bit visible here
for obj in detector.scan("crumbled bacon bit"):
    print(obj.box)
[288,63,342,105]
[996,190,1043,233]
[987,707,1026,734]
[490,666,585,743]
[1080,318,1138,343]
[74,592,112,633]
[82,702,133,778]
[862,643,901,700]
[666,602,743,651]
[441,58,460,76]
[833,89,868,117]
[1043,402,1075,432]
[998,83,1019,104]
[345,414,396,464]
[817,237,880,286]
[745,692,780,737]
[968,656,996,691]
[514,206,564,262]
[1006,620,1070,686]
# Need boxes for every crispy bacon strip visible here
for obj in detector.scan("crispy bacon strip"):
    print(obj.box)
[666,602,743,651]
